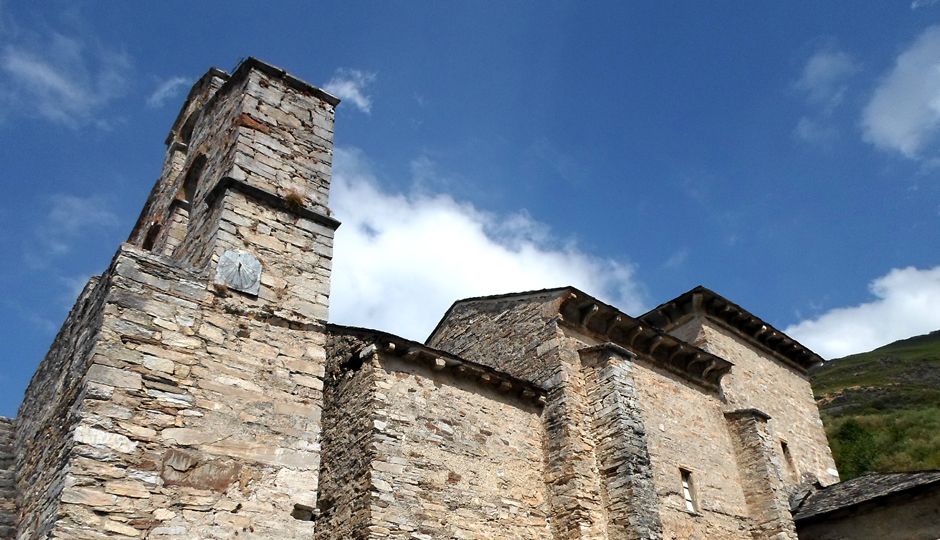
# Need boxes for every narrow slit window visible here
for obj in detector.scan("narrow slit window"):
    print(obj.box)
[781,441,798,480]
[680,468,697,512]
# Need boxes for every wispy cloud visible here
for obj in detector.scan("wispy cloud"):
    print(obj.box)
[792,45,858,145]
[861,25,940,160]
[663,248,689,269]
[323,68,376,113]
[794,116,838,147]
[329,147,646,340]
[911,0,940,9]
[786,265,940,358]
[29,194,118,261]
[147,76,189,108]
[795,47,858,111]
[0,27,131,127]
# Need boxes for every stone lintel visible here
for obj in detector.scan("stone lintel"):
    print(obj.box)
[724,408,772,422]
[578,342,637,364]
[207,176,342,231]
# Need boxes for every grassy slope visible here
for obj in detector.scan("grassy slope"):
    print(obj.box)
[810,330,940,480]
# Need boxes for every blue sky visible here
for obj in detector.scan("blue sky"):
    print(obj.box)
[2,1,940,417]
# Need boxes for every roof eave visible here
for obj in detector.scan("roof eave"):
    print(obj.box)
[641,286,823,372]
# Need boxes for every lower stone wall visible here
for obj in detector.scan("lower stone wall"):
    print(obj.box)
[630,360,753,540]
[0,417,14,539]
[11,244,328,539]
[14,275,109,539]
[370,355,550,539]
[318,331,551,539]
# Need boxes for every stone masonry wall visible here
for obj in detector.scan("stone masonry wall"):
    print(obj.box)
[127,70,228,249]
[14,276,109,538]
[679,318,839,486]
[725,410,799,540]
[430,296,612,540]
[175,65,336,276]
[579,346,662,540]
[40,244,327,538]
[369,355,550,539]
[319,331,551,539]
[198,190,334,322]
[629,360,752,540]
[316,333,377,539]
[0,417,14,539]
[427,292,565,386]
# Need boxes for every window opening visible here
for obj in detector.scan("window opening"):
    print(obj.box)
[781,440,798,480]
[142,223,161,251]
[180,154,206,205]
[680,468,697,512]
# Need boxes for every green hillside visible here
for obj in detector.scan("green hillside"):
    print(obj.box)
[810,330,940,480]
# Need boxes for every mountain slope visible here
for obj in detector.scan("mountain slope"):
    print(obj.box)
[810,330,940,480]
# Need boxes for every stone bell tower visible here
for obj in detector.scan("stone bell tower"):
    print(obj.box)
[128,57,341,322]
[9,58,342,539]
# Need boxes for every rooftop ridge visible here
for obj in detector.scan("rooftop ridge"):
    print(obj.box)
[425,285,733,391]
[424,286,572,345]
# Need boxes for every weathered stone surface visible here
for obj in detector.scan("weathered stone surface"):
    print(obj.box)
[670,317,840,487]
[3,57,869,540]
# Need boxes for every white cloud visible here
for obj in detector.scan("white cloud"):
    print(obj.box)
[786,265,940,359]
[31,194,118,259]
[323,68,375,113]
[0,29,130,127]
[795,47,858,111]
[862,26,940,159]
[328,147,646,341]
[147,76,189,108]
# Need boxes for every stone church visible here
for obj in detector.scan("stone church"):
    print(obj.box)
[1,58,927,539]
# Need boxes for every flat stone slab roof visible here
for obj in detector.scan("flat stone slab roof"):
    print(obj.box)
[793,470,940,522]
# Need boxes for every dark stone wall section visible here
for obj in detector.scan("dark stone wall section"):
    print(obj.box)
[0,417,14,539]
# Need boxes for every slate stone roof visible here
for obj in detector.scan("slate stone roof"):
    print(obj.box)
[641,285,824,372]
[428,286,733,391]
[792,471,940,522]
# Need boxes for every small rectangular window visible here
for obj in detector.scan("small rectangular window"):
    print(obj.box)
[680,468,697,512]
[781,441,798,480]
